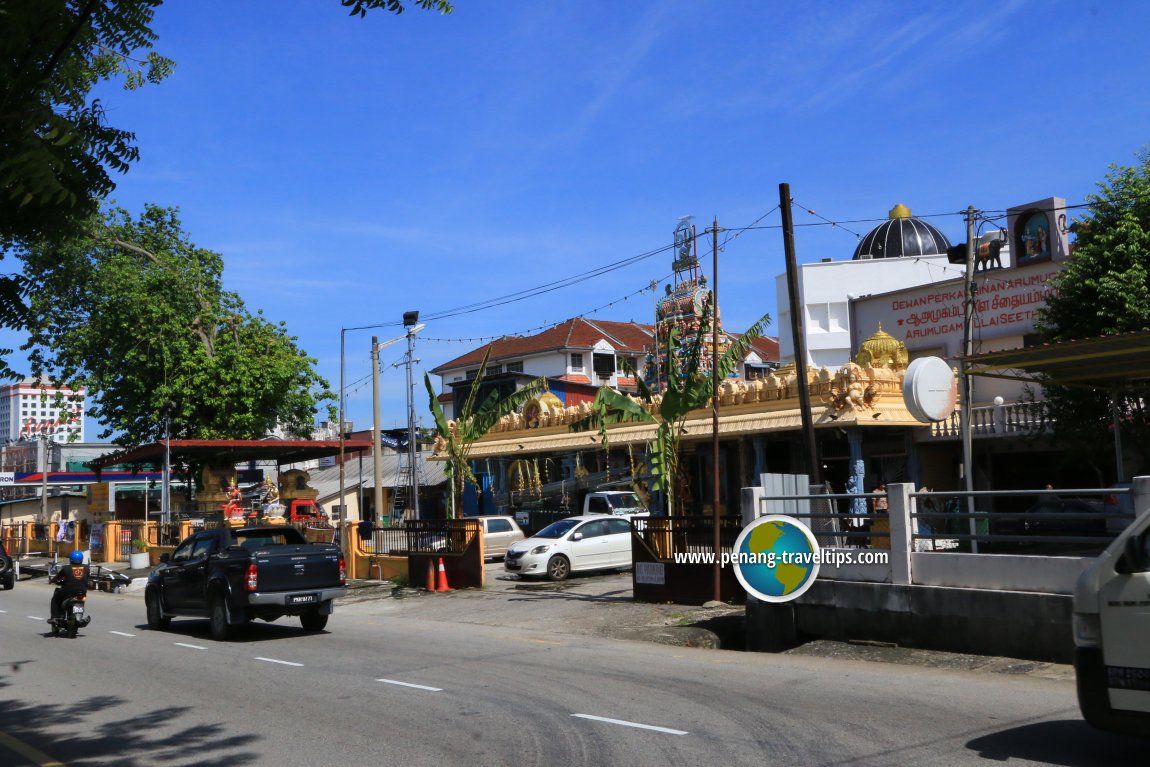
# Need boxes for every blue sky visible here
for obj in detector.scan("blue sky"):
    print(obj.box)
[14,0,1150,440]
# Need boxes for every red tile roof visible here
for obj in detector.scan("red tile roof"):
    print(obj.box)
[746,336,780,362]
[431,317,654,374]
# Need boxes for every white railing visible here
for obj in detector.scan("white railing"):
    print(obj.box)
[929,400,1050,439]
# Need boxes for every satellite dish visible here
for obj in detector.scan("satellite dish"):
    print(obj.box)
[903,356,957,422]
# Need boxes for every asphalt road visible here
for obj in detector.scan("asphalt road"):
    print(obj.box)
[0,578,1143,767]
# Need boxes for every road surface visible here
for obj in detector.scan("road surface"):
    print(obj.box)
[0,578,1141,766]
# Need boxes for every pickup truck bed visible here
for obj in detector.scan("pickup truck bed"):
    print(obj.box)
[144,526,347,640]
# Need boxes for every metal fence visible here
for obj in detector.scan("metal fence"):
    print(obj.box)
[119,523,146,557]
[363,519,478,556]
[632,515,744,561]
[754,485,1135,555]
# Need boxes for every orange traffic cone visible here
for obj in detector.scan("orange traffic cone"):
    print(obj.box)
[426,557,437,592]
[435,557,453,592]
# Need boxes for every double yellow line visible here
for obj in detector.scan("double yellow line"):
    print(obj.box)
[0,731,66,767]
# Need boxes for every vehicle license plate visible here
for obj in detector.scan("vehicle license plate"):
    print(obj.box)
[72,605,84,613]
[505,562,520,570]
[290,593,318,604]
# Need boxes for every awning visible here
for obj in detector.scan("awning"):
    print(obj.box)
[961,330,1150,388]
[961,330,1150,482]
[87,439,375,470]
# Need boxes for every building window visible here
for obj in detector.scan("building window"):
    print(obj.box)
[570,353,584,372]
[465,369,479,381]
[506,361,523,373]
[592,353,616,380]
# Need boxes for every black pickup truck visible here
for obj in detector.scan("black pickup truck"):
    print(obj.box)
[144,526,347,640]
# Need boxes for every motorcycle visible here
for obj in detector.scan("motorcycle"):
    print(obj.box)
[52,593,91,638]
[47,563,92,638]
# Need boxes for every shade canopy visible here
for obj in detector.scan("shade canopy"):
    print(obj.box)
[961,331,1150,388]
[87,439,375,470]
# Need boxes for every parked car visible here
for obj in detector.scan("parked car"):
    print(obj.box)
[0,541,14,589]
[504,514,635,581]
[477,515,526,560]
[1103,483,1135,534]
[1022,497,1107,536]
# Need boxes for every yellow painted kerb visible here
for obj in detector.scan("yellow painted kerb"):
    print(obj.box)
[0,730,67,767]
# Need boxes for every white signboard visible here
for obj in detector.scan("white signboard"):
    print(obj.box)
[853,261,1062,355]
[635,561,666,585]
[0,472,13,485]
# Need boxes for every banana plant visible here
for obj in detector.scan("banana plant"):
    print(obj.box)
[425,348,545,518]
[573,293,770,515]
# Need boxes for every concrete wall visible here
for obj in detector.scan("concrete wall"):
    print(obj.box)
[746,582,1075,663]
[911,551,1094,595]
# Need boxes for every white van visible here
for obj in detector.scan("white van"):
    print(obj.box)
[1073,476,1150,736]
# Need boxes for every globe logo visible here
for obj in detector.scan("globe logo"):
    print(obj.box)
[732,515,821,603]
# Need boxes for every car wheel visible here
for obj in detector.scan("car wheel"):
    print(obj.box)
[145,589,170,630]
[300,607,328,632]
[546,555,570,581]
[209,594,231,641]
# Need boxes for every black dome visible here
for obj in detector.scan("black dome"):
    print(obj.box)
[852,204,951,260]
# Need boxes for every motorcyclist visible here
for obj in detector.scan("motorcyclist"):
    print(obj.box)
[49,550,90,627]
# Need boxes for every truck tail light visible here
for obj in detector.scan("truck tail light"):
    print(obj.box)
[338,557,346,586]
[245,563,258,592]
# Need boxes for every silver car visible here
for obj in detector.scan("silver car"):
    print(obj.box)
[478,515,526,560]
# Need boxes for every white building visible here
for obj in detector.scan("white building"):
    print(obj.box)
[775,203,954,369]
[0,378,85,444]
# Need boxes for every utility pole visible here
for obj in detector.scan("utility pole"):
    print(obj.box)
[403,311,421,520]
[162,403,173,525]
[372,336,383,527]
[711,218,722,603]
[780,183,821,485]
[960,205,979,553]
[40,433,49,524]
[338,326,346,530]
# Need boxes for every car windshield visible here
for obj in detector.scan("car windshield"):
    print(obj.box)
[607,493,645,512]
[534,519,581,539]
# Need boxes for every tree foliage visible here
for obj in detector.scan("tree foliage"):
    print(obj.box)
[341,0,453,17]
[1036,148,1150,479]
[425,349,543,518]
[0,0,449,380]
[0,1,172,246]
[21,203,335,444]
[0,0,172,378]
[573,295,770,514]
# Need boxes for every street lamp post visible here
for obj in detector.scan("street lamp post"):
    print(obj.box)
[369,326,421,524]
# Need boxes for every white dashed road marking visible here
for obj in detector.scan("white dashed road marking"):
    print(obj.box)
[110,630,136,637]
[377,678,443,692]
[255,657,304,667]
[571,714,688,736]
[27,616,43,621]
[174,642,207,650]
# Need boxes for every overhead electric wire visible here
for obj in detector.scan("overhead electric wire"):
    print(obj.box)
[345,189,1146,340]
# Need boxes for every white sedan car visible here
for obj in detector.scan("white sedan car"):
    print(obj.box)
[504,514,638,581]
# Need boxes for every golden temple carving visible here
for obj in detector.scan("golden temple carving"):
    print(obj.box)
[459,324,917,449]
